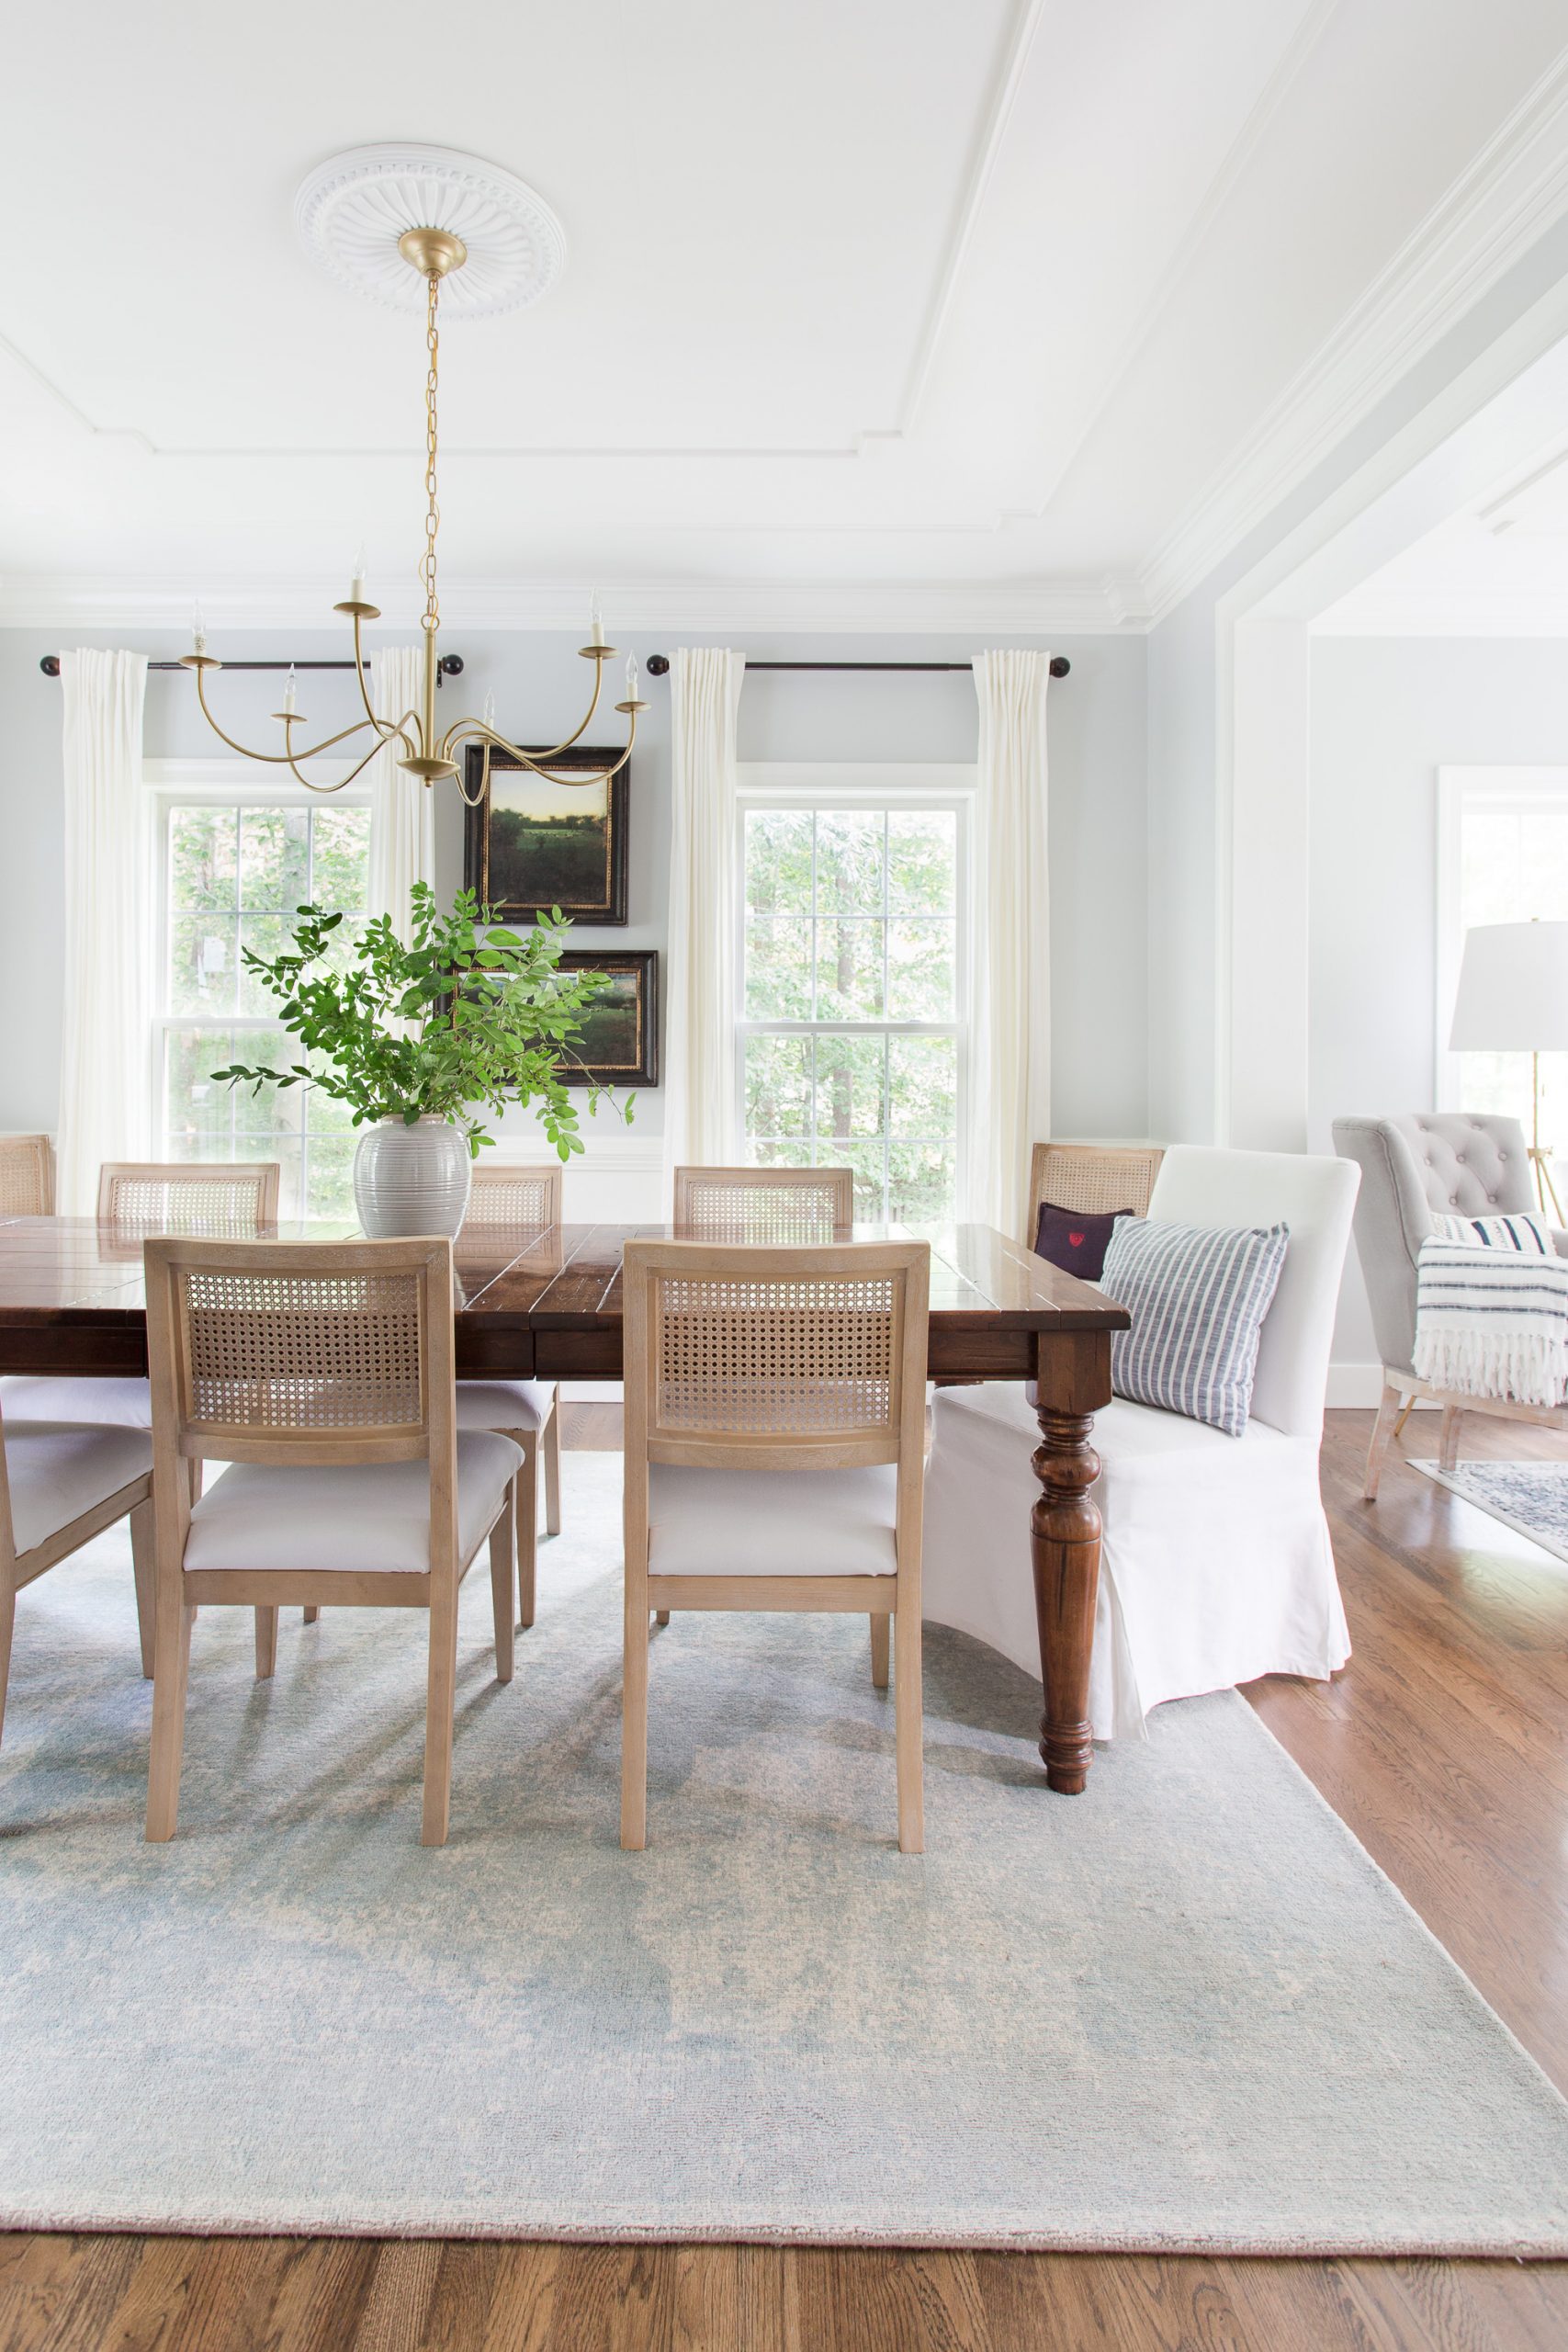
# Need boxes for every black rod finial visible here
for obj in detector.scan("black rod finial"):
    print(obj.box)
[39,655,61,678]
[646,653,671,677]
[1049,656,1070,678]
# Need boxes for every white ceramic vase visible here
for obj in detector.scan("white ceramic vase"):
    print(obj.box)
[353,1116,472,1239]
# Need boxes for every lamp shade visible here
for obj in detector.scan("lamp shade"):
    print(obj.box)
[1449,922,1568,1052]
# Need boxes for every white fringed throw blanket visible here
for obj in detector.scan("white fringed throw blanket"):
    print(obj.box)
[1414,1231,1568,1407]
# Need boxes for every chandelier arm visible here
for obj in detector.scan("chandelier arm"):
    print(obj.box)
[193,665,385,769]
[444,709,639,793]
[440,660,607,772]
[348,609,414,749]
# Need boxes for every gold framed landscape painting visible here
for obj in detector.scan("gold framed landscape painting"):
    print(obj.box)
[557,950,659,1089]
[463,742,629,925]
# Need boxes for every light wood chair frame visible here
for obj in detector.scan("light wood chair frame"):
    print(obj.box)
[463,1163,565,1628]
[0,1134,55,1218]
[620,1238,931,1855]
[1026,1142,1164,1242]
[0,1402,153,1749]
[673,1164,855,1236]
[142,1235,515,1848]
[98,1160,281,1227]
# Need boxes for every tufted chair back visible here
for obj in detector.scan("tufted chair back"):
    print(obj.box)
[1331,1114,1534,1376]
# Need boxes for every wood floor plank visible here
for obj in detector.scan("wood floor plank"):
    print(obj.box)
[7,1410,1568,2352]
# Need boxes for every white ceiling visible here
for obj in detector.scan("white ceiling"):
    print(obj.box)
[5,0,1568,628]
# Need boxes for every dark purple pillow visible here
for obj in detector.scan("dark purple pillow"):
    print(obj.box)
[1032,1200,1134,1283]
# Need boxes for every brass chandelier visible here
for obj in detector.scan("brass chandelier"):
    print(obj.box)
[182,226,644,803]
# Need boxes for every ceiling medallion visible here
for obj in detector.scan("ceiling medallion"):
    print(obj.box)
[294,141,567,319]
[183,168,640,802]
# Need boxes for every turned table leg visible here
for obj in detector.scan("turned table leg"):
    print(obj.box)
[1031,1332,1111,1794]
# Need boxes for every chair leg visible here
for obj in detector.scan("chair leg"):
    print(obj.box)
[130,1499,156,1679]
[145,1600,195,1843]
[513,1432,538,1631]
[543,1389,563,1538]
[254,1606,278,1680]
[1439,1405,1463,1473]
[302,1607,319,1624]
[621,1565,650,1851]
[894,1591,924,1855]
[654,1610,671,1627]
[1363,1382,1403,1501]
[422,1576,460,1848]
[490,1493,515,1684]
[0,1563,15,1752]
[869,1611,890,1690]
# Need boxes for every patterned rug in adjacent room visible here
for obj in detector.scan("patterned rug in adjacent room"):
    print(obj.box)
[1415,1457,1568,1567]
[3,1454,1568,2254]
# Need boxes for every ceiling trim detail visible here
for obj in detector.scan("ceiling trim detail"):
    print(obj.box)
[1137,42,1568,622]
[0,574,1144,636]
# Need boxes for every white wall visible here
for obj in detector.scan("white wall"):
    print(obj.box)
[1310,635,1568,1379]
[0,626,1148,1210]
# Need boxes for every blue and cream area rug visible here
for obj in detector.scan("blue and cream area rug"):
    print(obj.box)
[3,1454,1568,2256]
[1416,1455,1568,1568]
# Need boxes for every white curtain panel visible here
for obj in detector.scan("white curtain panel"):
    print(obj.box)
[367,646,434,942]
[663,648,746,1193]
[969,650,1052,1237]
[57,650,151,1216]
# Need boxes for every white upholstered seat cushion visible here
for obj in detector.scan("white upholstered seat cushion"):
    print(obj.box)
[4,1420,152,1557]
[183,1431,523,1575]
[454,1380,555,1432]
[648,1463,897,1577]
[921,1382,1346,1741]
[1,1376,152,1429]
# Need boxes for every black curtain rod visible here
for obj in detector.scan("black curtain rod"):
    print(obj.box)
[39,655,465,682]
[644,654,1069,678]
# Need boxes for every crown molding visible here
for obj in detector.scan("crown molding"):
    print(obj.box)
[1136,44,1568,623]
[0,574,1147,637]
[1312,584,1568,637]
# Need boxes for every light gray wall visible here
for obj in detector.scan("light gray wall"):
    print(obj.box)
[1310,634,1568,1369]
[0,625,1147,1149]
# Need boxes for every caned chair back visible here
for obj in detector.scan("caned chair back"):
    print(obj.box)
[100,1161,281,1233]
[465,1162,562,1227]
[142,1237,455,1472]
[623,1239,929,1478]
[1026,1142,1164,1238]
[0,1135,54,1217]
[672,1164,854,1244]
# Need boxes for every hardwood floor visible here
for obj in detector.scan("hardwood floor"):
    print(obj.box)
[5,1404,1568,2351]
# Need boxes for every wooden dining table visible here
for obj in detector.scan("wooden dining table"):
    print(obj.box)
[0,1213,1130,1795]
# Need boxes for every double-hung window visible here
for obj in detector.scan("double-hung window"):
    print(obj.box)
[150,770,371,1218]
[737,767,970,1221]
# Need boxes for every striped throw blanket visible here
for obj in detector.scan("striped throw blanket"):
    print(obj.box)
[1413,1223,1568,1407]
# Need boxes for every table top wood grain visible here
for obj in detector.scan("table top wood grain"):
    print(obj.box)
[0,1216,1129,1382]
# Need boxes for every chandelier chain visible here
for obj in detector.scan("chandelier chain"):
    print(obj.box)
[422,271,441,639]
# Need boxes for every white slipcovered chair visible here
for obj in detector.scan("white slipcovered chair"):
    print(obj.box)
[921,1146,1360,1739]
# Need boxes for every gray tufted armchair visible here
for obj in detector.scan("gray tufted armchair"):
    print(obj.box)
[1332,1113,1568,1496]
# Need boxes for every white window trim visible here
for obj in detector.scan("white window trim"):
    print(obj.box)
[734,762,976,1217]
[144,758,367,1205]
[1435,764,1568,1109]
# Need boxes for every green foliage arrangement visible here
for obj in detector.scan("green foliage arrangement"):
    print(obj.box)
[211,882,628,1160]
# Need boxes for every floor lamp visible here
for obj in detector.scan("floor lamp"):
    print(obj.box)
[1448,920,1568,1219]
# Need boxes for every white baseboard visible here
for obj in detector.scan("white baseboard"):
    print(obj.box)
[1325,1363,1440,1409]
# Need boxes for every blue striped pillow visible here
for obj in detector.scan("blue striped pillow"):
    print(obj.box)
[1431,1210,1551,1253]
[1099,1216,1289,1438]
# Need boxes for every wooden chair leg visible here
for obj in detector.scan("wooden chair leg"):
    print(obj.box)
[621,1564,650,1851]
[514,1434,538,1632]
[421,1574,460,1848]
[894,1591,924,1855]
[1439,1404,1463,1473]
[130,1498,156,1679]
[654,1610,671,1627]
[1362,1382,1403,1501]
[0,1563,15,1752]
[490,1492,515,1684]
[254,1606,278,1680]
[145,1600,195,1843]
[302,1607,319,1624]
[870,1611,890,1690]
[543,1390,563,1538]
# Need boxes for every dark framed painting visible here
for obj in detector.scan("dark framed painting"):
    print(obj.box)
[463,743,628,926]
[558,950,660,1089]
